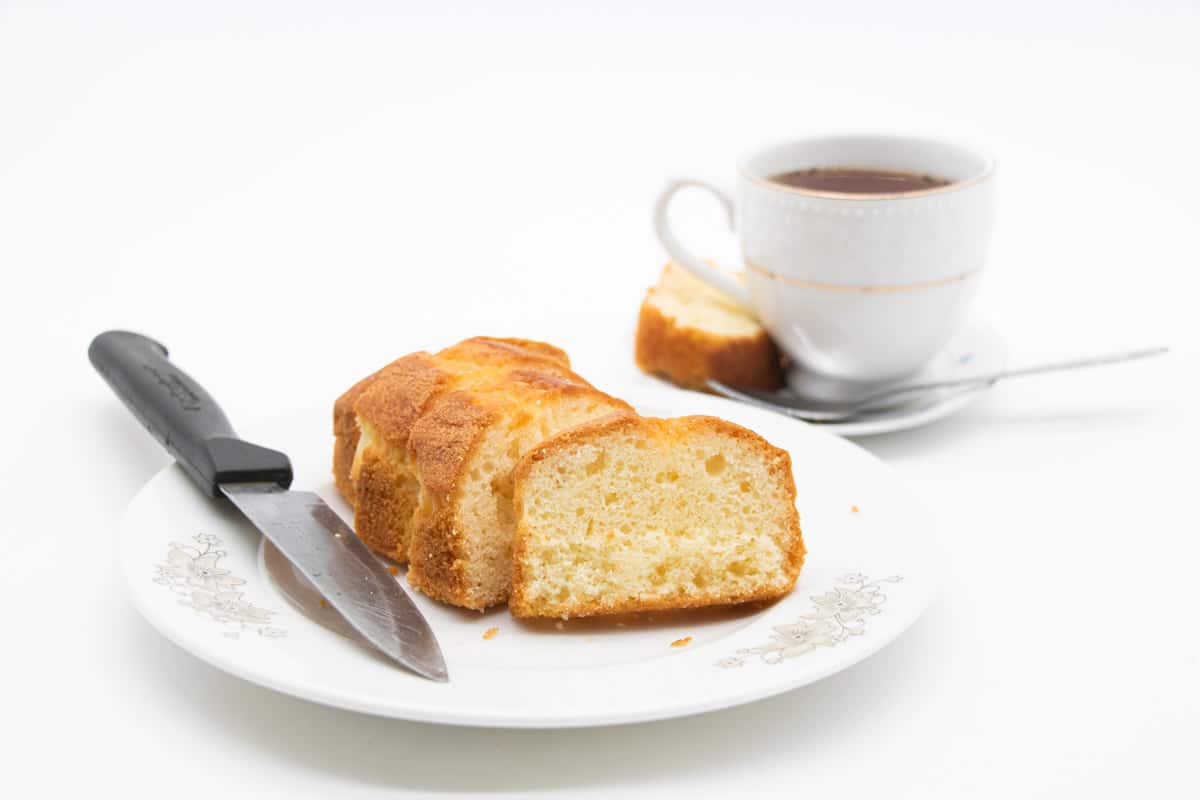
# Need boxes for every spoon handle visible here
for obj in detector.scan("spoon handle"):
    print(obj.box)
[862,346,1171,404]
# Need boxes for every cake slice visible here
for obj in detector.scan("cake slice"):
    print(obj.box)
[509,414,804,618]
[635,262,783,391]
[334,337,633,610]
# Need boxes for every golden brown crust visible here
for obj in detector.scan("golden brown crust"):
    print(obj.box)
[403,392,496,608]
[456,337,572,369]
[406,392,495,505]
[341,353,450,561]
[509,414,805,619]
[336,338,573,497]
[332,357,408,504]
[354,352,452,452]
[350,444,420,559]
[512,584,796,619]
[634,267,784,392]
[334,336,631,609]
[435,337,573,379]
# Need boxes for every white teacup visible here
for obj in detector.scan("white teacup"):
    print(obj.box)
[654,134,996,402]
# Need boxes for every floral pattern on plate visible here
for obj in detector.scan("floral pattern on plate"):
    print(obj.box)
[719,573,901,667]
[153,533,286,639]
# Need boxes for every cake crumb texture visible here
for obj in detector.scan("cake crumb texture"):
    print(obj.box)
[510,414,804,618]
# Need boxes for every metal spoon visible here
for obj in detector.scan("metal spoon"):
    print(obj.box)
[707,346,1170,423]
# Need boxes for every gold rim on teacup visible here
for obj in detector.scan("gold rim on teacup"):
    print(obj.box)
[744,261,981,293]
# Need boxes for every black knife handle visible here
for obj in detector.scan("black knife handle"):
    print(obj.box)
[88,330,293,497]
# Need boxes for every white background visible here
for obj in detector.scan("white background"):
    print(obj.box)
[1,1,1197,797]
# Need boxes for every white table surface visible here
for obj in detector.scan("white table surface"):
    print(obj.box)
[2,2,1197,797]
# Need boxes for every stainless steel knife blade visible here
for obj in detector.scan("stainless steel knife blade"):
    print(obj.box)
[222,482,448,682]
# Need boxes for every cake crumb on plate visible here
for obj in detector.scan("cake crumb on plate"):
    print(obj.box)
[671,636,693,648]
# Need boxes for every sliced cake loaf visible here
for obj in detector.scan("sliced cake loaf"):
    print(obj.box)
[635,262,783,391]
[335,338,574,560]
[509,414,804,618]
[333,337,633,610]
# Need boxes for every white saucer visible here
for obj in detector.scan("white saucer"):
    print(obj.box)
[810,321,1007,437]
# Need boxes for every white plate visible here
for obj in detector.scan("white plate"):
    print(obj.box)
[119,381,939,728]
[815,321,1008,437]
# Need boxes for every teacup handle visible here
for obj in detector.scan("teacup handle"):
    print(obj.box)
[653,178,752,308]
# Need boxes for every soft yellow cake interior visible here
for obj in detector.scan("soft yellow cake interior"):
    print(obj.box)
[646,263,762,338]
[511,415,804,618]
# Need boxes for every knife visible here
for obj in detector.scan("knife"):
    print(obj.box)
[89,330,448,682]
